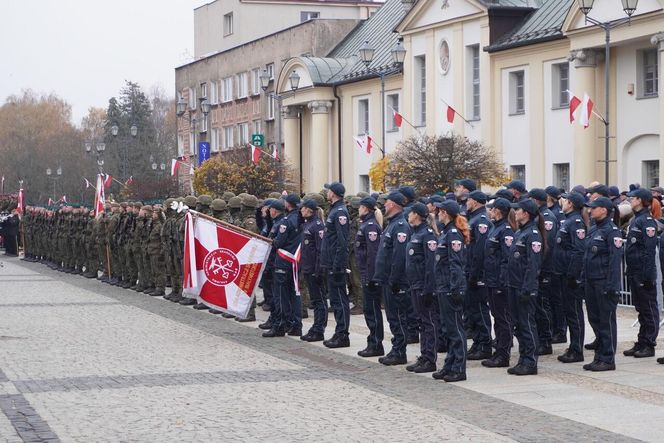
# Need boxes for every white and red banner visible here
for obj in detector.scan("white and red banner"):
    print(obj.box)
[250,144,261,164]
[183,212,271,318]
[353,134,373,154]
[567,90,593,128]
[171,158,180,176]
[16,188,24,215]
[94,173,105,216]
[103,174,113,188]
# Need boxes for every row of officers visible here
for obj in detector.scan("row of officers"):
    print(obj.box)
[19,179,663,383]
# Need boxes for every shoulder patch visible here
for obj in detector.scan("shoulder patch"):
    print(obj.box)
[338,216,348,225]
[533,229,539,234]
[451,228,457,232]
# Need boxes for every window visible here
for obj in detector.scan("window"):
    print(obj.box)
[238,122,250,144]
[252,68,261,95]
[509,70,525,115]
[199,115,208,133]
[253,119,262,136]
[510,165,526,183]
[210,128,220,153]
[387,93,399,131]
[643,160,659,188]
[468,45,480,120]
[223,126,234,151]
[200,82,207,99]
[266,63,275,80]
[188,87,197,110]
[414,55,426,126]
[553,163,569,191]
[359,175,370,193]
[236,72,248,99]
[267,94,275,120]
[300,11,319,22]
[222,77,233,102]
[177,134,184,157]
[639,49,659,98]
[189,132,195,154]
[552,63,569,109]
[223,12,233,36]
[209,81,218,104]
[357,98,369,135]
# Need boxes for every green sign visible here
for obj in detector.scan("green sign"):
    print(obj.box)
[252,134,264,147]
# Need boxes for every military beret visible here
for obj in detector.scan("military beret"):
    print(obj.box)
[528,188,548,202]
[434,199,460,216]
[324,181,345,197]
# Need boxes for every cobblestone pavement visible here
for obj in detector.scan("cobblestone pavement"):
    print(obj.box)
[0,256,662,442]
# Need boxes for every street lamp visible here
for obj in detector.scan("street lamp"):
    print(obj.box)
[576,0,639,184]
[85,139,106,173]
[46,166,62,201]
[176,95,187,116]
[355,39,407,158]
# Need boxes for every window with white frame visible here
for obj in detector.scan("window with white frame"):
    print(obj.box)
[199,115,208,133]
[267,94,275,120]
[238,122,250,144]
[387,93,399,131]
[643,160,659,188]
[177,134,184,157]
[414,55,426,126]
[188,87,197,110]
[223,12,233,36]
[236,72,248,98]
[553,163,569,191]
[210,128,220,152]
[357,98,369,135]
[467,45,480,120]
[253,119,262,136]
[552,62,569,109]
[189,132,195,153]
[638,49,659,98]
[200,82,208,99]
[359,175,370,193]
[266,63,275,80]
[252,68,261,95]
[300,11,319,22]
[209,81,218,104]
[509,70,525,115]
[223,126,234,151]
[222,77,233,102]
[510,164,526,183]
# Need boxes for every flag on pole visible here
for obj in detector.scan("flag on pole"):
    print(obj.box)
[277,244,302,295]
[171,159,179,176]
[126,176,134,186]
[568,91,582,124]
[60,195,67,203]
[393,109,403,128]
[446,105,456,123]
[353,134,373,154]
[579,93,594,129]
[94,173,105,216]
[272,145,280,161]
[250,144,261,164]
[182,213,272,318]
[103,174,113,188]
[17,187,24,215]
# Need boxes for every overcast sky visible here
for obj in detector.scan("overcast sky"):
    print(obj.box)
[0,0,208,126]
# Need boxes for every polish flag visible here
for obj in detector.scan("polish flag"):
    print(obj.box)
[579,93,594,129]
[103,174,113,188]
[126,175,134,186]
[354,135,373,154]
[47,198,54,206]
[17,188,24,215]
[60,195,67,203]
[171,159,179,176]
[272,145,280,161]
[277,244,302,295]
[393,109,403,128]
[94,173,105,216]
[250,144,261,164]
[446,105,455,123]
[568,91,582,124]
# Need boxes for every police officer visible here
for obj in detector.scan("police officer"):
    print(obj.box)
[507,199,543,376]
[554,192,587,363]
[529,188,559,356]
[299,198,327,342]
[431,199,469,382]
[582,196,623,372]
[482,197,514,368]
[374,191,410,366]
[356,197,384,357]
[404,202,438,374]
[320,182,351,348]
[545,185,567,344]
[258,199,279,330]
[284,193,303,334]
[465,190,493,360]
[505,180,528,201]
[454,178,476,216]
[623,188,658,358]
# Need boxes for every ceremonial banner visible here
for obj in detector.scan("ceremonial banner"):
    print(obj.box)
[183,213,271,319]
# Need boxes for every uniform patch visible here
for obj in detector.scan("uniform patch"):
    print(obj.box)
[532,241,542,253]
[368,231,378,242]
[451,240,462,252]
[504,236,513,247]
[614,237,623,248]
[646,227,656,237]
[514,251,520,258]
[478,224,488,234]
[355,241,360,247]
[338,216,347,225]
[427,240,438,251]
[319,230,324,239]
[631,237,637,244]
[408,249,414,255]
[576,229,586,240]
[556,237,561,244]
[435,254,441,261]
[397,233,407,243]
[544,220,554,231]
[592,245,598,253]
[304,239,310,245]
[279,224,287,233]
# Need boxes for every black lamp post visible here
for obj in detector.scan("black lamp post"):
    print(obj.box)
[110,122,138,181]
[46,167,62,201]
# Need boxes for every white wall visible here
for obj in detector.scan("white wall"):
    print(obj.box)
[462,20,482,141]
[501,65,531,185]
[543,58,574,186]
[352,94,373,193]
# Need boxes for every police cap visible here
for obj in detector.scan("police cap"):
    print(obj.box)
[560,192,585,209]
[505,180,528,193]
[455,178,476,192]
[528,188,548,202]
[467,190,487,204]
[269,199,286,211]
[511,199,539,216]
[487,197,511,213]
[434,199,460,216]
[300,199,318,211]
[324,182,345,197]
[626,188,653,202]
[586,196,614,210]
[410,202,428,218]
[359,196,376,210]
[386,191,407,207]
[587,184,609,197]
[545,186,561,199]
[490,189,514,201]
[399,186,416,202]
[284,193,301,207]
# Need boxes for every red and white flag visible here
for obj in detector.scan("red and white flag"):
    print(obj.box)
[1,175,4,193]
[393,109,403,128]
[94,173,105,216]
[354,134,373,154]
[17,188,24,215]
[47,198,54,206]
[182,213,272,318]
[277,244,301,295]
[579,93,594,129]
[103,174,112,188]
[126,175,134,186]
[250,144,261,164]
[60,195,67,203]
[568,91,581,124]
[171,159,179,176]
[446,105,456,123]
[272,145,280,161]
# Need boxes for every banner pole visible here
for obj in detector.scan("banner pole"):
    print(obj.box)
[189,209,273,243]
[106,244,112,278]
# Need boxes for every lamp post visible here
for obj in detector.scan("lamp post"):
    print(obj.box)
[110,122,138,181]
[85,141,106,173]
[46,167,62,201]
[358,40,406,158]
[176,97,210,168]
[576,0,639,184]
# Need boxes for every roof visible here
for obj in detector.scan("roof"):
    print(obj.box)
[479,0,532,7]
[486,0,574,52]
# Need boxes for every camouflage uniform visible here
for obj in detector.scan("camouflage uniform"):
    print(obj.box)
[133,206,147,291]
[147,206,166,296]
[140,206,154,293]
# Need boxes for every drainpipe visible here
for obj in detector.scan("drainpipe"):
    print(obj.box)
[333,85,342,181]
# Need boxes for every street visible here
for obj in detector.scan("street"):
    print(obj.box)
[1,256,663,442]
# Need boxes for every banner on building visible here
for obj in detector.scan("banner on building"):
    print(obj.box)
[198,141,210,166]
[183,212,271,319]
